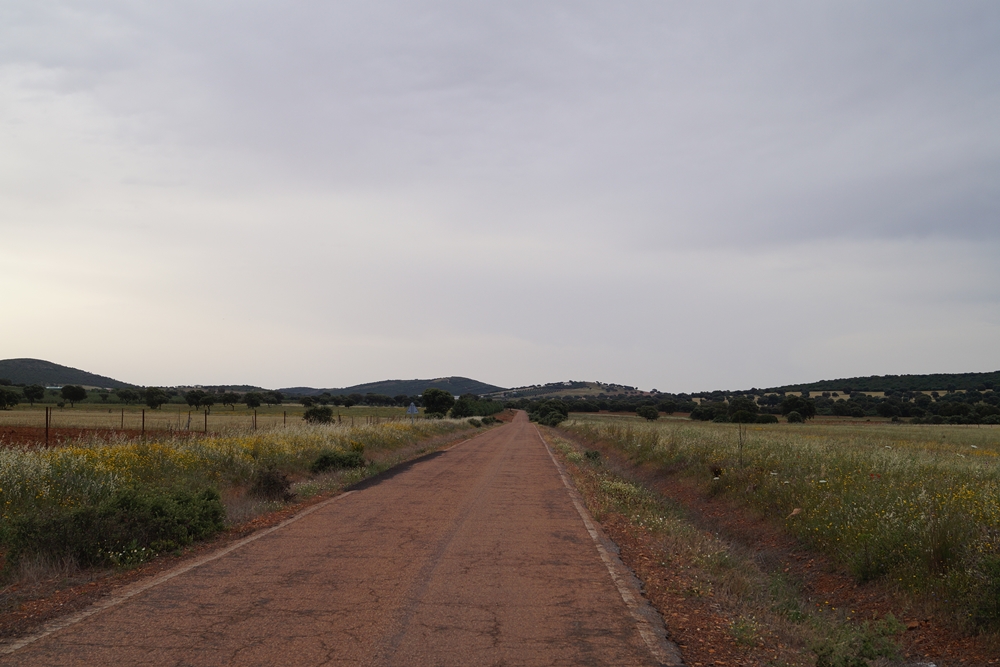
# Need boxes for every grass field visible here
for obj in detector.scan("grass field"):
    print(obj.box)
[0,418,474,575]
[0,405,418,435]
[565,414,1000,629]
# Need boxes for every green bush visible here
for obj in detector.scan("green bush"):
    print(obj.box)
[635,405,659,421]
[303,406,334,423]
[481,416,499,425]
[971,555,1000,627]
[8,487,224,568]
[468,418,482,427]
[250,468,293,501]
[538,411,567,426]
[530,400,569,426]
[755,414,779,424]
[309,449,365,474]
[786,411,804,423]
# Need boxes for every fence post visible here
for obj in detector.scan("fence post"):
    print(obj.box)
[141,409,145,437]
[45,406,50,445]
[205,410,208,433]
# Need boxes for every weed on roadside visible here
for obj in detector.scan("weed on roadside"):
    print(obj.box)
[545,431,908,667]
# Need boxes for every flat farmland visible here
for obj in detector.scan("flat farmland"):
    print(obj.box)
[0,405,414,444]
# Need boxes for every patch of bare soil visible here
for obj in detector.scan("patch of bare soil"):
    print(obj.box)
[562,428,1000,666]
[493,409,518,423]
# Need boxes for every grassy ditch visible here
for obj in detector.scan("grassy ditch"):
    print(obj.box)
[566,416,1000,632]
[0,420,471,575]
[546,431,910,667]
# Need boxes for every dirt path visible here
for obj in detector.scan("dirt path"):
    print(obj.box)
[0,413,679,666]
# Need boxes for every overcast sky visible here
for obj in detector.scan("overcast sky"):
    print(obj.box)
[2,2,999,392]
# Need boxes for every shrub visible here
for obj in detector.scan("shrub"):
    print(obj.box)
[309,449,365,474]
[690,406,715,421]
[636,405,659,421]
[530,400,569,426]
[971,555,1000,628]
[8,487,224,568]
[537,411,567,426]
[585,450,601,462]
[786,411,804,423]
[755,414,779,424]
[481,416,498,425]
[303,406,334,423]
[250,468,293,502]
[468,418,482,427]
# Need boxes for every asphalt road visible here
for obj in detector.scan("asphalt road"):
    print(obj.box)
[2,412,680,666]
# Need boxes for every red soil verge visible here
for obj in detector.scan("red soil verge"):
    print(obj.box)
[559,428,1000,666]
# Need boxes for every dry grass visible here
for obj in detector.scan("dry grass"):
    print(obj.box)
[547,432,911,666]
[0,404,415,433]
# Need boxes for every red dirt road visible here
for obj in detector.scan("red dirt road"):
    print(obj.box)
[1,413,679,666]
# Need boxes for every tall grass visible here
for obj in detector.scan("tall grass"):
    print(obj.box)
[0,421,465,532]
[567,416,1000,628]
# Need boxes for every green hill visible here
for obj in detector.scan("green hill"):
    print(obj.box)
[280,376,506,397]
[768,371,1000,394]
[0,358,135,389]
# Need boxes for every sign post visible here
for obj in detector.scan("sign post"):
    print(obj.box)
[406,402,419,425]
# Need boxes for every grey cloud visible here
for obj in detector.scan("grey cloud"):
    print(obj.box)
[5,3,999,245]
[3,2,999,389]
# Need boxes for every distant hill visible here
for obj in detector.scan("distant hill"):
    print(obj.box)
[0,358,135,389]
[280,376,506,397]
[768,371,1000,394]
[483,381,647,399]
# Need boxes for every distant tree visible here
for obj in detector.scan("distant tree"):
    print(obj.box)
[99,392,109,403]
[780,395,816,420]
[422,388,456,417]
[61,385,88,407]
[144,387,169,409]
[220,392,240,410]
[200,393,215,412]
[264,391,284,407]
[185,390,208,409]
[244,392,264,409]
[341,397,356,409]
[786,411,804,423]
[300,396,316,408]
[115,388,140,405]
[0,388,21,410]
[657,401,678,414]
[728,396,759,418]
[636,405,659,421]
[23,384,45,406]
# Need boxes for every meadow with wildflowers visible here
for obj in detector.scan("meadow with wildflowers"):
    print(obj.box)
[0,420,468,569]
[566,415,1000,628]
